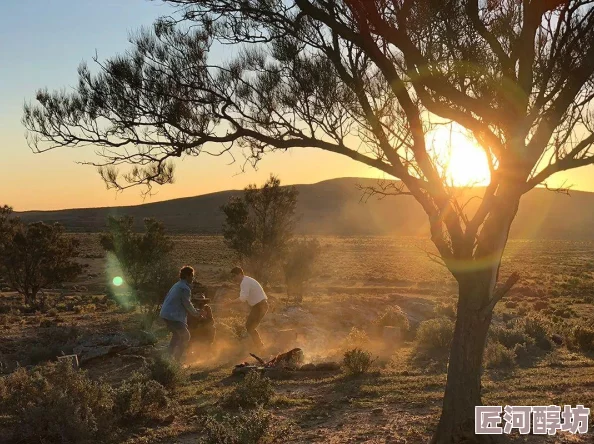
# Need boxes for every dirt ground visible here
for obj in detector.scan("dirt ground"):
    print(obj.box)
[1,235,594,443]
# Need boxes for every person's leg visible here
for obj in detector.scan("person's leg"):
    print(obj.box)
[246,301,268,349]
[173,324,191,362]
[165,320,180,357]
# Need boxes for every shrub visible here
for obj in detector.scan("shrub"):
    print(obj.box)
[113,371,170,421]
[344,327,370,349]
[523,315,552,351]
[415,317,454,357]
[221,175,298,286]
[571,325,594,352]
[199,406,292,444]
[434,302,456,319]
[283,238,321,302]
[534,301,548,311]
[505,300,518,309]
[373,306,410,336]
[224,371,274,408]
[149,355,188,390]
[484,342,516,369]
[0,221,82,307]
[0,360,114,443]
[26,344,64,365]
[490,325,529,349]
[343,348,376,375]
[101,216,176,326]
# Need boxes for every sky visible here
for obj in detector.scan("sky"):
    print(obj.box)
[1,1,593,211]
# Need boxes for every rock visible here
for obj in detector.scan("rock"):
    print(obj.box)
[551,334,563,345]
[314,361,341,371]
[73,344,127,364]
[372,407,384,415]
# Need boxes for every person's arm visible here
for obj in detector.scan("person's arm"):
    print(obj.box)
[181,289,202,317]
[223,279,248,306]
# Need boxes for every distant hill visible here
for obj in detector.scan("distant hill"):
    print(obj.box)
[15,177,594,240]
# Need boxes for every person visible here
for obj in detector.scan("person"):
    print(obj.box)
[187,293,216,347]
[159,266,203,362]
[226,266,268,350]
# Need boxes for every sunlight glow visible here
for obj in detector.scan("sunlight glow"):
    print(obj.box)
[112,276,124,287]
[426,125,491,187]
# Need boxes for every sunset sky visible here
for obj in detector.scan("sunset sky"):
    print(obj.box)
[1,1,594,211]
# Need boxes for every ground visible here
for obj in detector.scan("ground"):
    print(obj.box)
[1,235,594,443]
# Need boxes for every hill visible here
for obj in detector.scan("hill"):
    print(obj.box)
[15,177,594,240]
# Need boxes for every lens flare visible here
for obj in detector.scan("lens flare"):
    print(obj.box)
[112,276,124,287]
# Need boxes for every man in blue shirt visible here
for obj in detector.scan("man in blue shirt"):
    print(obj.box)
[160,266,204,362]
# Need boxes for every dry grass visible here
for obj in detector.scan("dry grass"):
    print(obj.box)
[2,235,594,443]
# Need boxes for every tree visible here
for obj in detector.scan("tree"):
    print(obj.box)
[283,238,321,303]
[221,175,298,285]
[22,1,594,441]
[1,221,82,306]
[100,216,176,325]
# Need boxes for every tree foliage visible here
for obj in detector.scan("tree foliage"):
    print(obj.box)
[221,175,298,284]
[1,220,82,306]
[100,216,175,318]
[283,238,321,302]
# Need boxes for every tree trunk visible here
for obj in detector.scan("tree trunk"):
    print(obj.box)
[431,278,496,444]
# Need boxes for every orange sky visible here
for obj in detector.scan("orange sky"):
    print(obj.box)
[1,1,594,211]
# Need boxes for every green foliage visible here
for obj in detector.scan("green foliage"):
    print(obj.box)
[149,354,188,390]
[342,348,376,375]
[0,360,114,443]
[0,220,82,306]
[112,371,170,421]
[224,371,274,408]
[570,325,594,352]
[199,406,292,444]
[283,238,321,302]
[415,317,454,357]
[484,341,516,369]
[100,216,175,318]
[221,175,298,285]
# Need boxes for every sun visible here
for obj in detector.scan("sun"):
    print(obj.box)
[426,125,491,187]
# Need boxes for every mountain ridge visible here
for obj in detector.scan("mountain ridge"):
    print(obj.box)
[15,177,594,240]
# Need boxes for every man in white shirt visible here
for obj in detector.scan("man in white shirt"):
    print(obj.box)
[226,266,268,350]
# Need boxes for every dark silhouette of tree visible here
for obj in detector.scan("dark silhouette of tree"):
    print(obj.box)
[100,216,175,326]
[283,238,321,303]
[1,221,82,306]
[221,175,298,285]
[23,1,594,441]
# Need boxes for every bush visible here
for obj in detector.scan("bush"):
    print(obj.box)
[113,371,170,421]
[415,317,454,357]
[343,348,376,375]
[199,406,292,444]
[434,302,456,319]
[523,315,552,351]
[344,327,370,349]
[26,344,64,365]
[484,342,516,369]
[490,325,529,349]
[224,371,274,408]
[0,221,82,307]
[0,360,114,443]
[149,355,188,390]
[283,238,321,302]
[101,216,176,326]
[373,306,409,336]
[571,325,594,352]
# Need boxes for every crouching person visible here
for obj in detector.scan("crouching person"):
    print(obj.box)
[187,293,216,347]
[160,266,202,362]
